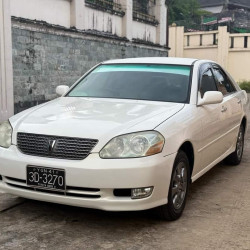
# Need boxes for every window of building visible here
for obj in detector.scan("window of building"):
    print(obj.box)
[85,0,125,17]
[133,0,158,26]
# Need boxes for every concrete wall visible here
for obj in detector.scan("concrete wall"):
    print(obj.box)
[0,0,14,122]
[227,33,250,83]
[10,0,71,28]
[84,6,123,37]
[169,25,250,82]
[5,0,168,115]
[12,19,167,113]
[132,0,166,44]
[9,0,167,46]
[132,21,157,43]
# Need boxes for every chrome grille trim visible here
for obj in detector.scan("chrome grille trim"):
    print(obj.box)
[17,132,98,160]
[3,176,101,199]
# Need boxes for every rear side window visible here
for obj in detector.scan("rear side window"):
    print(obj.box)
[213,67,236,95]
[200,69,217,98]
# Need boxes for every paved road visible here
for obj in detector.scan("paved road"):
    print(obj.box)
[1,111,250,250]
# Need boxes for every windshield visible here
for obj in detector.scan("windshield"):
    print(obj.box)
[67,64,192,103]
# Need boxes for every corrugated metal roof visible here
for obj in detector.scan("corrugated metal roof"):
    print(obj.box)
[199,0,225,8]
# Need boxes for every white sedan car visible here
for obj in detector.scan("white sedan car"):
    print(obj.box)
[0,57,248,220]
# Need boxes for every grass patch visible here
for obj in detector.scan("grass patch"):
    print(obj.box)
[239,80,250,93]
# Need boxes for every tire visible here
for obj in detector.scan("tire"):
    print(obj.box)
[155,150,190,221]
[225,124,245,165]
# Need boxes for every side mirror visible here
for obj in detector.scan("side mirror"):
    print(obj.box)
[56,85,69,96]
[198,91,223,106]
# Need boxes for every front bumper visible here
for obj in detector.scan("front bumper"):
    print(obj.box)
[0,146,176,211]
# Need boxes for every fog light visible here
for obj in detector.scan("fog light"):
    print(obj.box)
[131,187,153,199]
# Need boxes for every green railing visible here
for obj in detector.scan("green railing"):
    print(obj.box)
[85,0,125,16]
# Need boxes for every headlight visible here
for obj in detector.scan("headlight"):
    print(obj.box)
[100,131,164,159]
[0,121,13,148]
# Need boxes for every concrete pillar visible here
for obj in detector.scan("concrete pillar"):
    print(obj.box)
[169,25,176,56]
[217,26,229,68]
[121,0,132,40]
[70,0,86,30]
[169,26,184,57]
[0,0,14,122]
[155,0,167,46]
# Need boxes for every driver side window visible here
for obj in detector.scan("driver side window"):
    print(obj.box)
[200,68,218,98]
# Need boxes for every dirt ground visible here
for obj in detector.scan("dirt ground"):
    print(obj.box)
[1,108,250,250]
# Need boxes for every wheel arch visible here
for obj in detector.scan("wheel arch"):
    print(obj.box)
[178,141,194,182]
[241,116,247,134]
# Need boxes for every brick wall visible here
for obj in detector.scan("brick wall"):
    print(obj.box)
[12,18,167,113]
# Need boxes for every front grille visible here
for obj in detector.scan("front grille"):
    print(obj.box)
[17,133,98,160]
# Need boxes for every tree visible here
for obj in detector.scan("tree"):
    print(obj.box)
[167,0,209,24]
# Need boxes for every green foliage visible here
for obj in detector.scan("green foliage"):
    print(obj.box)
[239,80,250,93]
[168,0,210,24]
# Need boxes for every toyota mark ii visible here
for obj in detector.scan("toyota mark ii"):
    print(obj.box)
[0,57,248,220]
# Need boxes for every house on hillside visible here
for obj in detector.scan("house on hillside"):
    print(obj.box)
[199,0,250,33]
[199,0,250,14]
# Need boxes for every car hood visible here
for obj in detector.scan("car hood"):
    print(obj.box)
[10,97,184,151]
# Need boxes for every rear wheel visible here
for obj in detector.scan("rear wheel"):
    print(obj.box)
[225,124,245,165]
[156,151,190,221]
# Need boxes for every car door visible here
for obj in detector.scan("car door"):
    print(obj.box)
[197,64,229,171]
[212,64,242,151]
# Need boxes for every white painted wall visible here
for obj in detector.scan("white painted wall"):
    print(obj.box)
[121,0,132,39]
[132,21,157,43]
[10,0,167,44]
[155,0,166,45]
[84,6,123,36]
[10,0,71,28]
[0,0,14,121]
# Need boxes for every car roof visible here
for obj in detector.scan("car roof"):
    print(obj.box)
[103,57,199,66]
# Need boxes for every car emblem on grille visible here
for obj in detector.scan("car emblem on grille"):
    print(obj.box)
[48,139,56,153]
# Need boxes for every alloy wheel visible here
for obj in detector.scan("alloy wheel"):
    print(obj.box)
[236,128,244,159]
[172,162,188,210]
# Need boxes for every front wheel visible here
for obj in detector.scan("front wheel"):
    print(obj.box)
[155,151,190,221]
[225,124,245,165]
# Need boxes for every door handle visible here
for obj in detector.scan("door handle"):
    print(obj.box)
[221,106,227,112]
